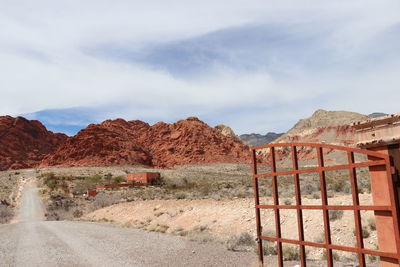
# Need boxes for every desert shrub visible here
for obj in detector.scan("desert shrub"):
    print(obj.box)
[367,244,379,263]
[353,225,370,238]
[41,172,56,180]
[92,193,119,209]
[328,210,344,221]
[113,176,125,184]
[149,175,164,186]
[0,204,13,223]
[261,241,278,255]
[328,178,350,193]
[171,226,185,236]
[301,183,319,195]
[333,251,341,261]
[284,199,292,205]
[226,232,254,251]
[233,189,248,198]
[173,192,187,199]
[73,209,83,218]
[367,254,377,263]
[282,245,300,261]
[58,180,69,194]
[186,225,215,243]
[312,192,321,199]
[165,177,196,190]
[357,171,371,194]
[322,250,340,261]
[367,216,376,231]
[148,223,169,233]
[39,189,47,195]
[85,174,102,185]
[260,188,272,197]
[42,173,58,191]
[154,211,164,217]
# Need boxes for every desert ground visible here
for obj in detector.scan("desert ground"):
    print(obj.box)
[0,162,382,266]
[0,177,259,266]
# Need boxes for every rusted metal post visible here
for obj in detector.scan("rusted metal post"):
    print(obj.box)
[291,145,306,267]
[317,147,333,267]
[270,147,283,267]
[354,114,400,267]
[251,149,264,264]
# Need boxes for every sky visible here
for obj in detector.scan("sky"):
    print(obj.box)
[1,0,400,136]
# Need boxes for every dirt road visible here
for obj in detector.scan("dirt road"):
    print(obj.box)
[0,182,257,267]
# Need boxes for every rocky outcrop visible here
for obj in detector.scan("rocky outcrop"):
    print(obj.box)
[39,119,152,168]
[40,117,251,168]
[142,118,250,168]
[0,116,67,171]
[214,124,238,139]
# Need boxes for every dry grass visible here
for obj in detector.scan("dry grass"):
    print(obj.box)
[226,232,255,251]
[0,170,22,223]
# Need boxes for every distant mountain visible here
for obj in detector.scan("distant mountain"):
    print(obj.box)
[286,109,369,135]
[239,109,369,147]
[275,109,369,146]
[239,132,284,146]
[368,112,388,118]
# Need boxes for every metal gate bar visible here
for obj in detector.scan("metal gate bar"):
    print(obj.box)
[251,142,400,266]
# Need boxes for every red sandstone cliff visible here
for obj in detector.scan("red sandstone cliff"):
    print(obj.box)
[139,117,250,168]
[39,119,152,168]
[2,110,366,171]
[39,117,251,168]
[0,116,67,171]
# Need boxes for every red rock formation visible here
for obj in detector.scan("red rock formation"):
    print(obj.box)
[139,117,250,168]
[39,119,152,168]
[0,116,67,171]
[39,117,251,168]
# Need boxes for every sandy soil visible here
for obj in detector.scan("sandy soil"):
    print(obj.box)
[85,193,379,262]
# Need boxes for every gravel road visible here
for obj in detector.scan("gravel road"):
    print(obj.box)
[0,182,257,267]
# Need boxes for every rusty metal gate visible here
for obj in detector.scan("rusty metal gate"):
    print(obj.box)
[251,142,400,266]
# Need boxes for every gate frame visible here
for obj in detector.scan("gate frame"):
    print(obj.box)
[251,142,400,267]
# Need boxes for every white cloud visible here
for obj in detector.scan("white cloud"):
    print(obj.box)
[0,0,400,135]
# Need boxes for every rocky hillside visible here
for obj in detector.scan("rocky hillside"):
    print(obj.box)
[0,116,67,171]
[285,109,368,136]
[274,109,368,146]
[0,110,385,170]
[40,117,251,168]
[239,132,284,146]
[258,110,370,163]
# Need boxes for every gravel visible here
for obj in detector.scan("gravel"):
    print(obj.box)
[0,182,257,267]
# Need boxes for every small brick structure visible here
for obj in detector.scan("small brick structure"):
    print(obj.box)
[126,172,160,185]
[87,189,97,197]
